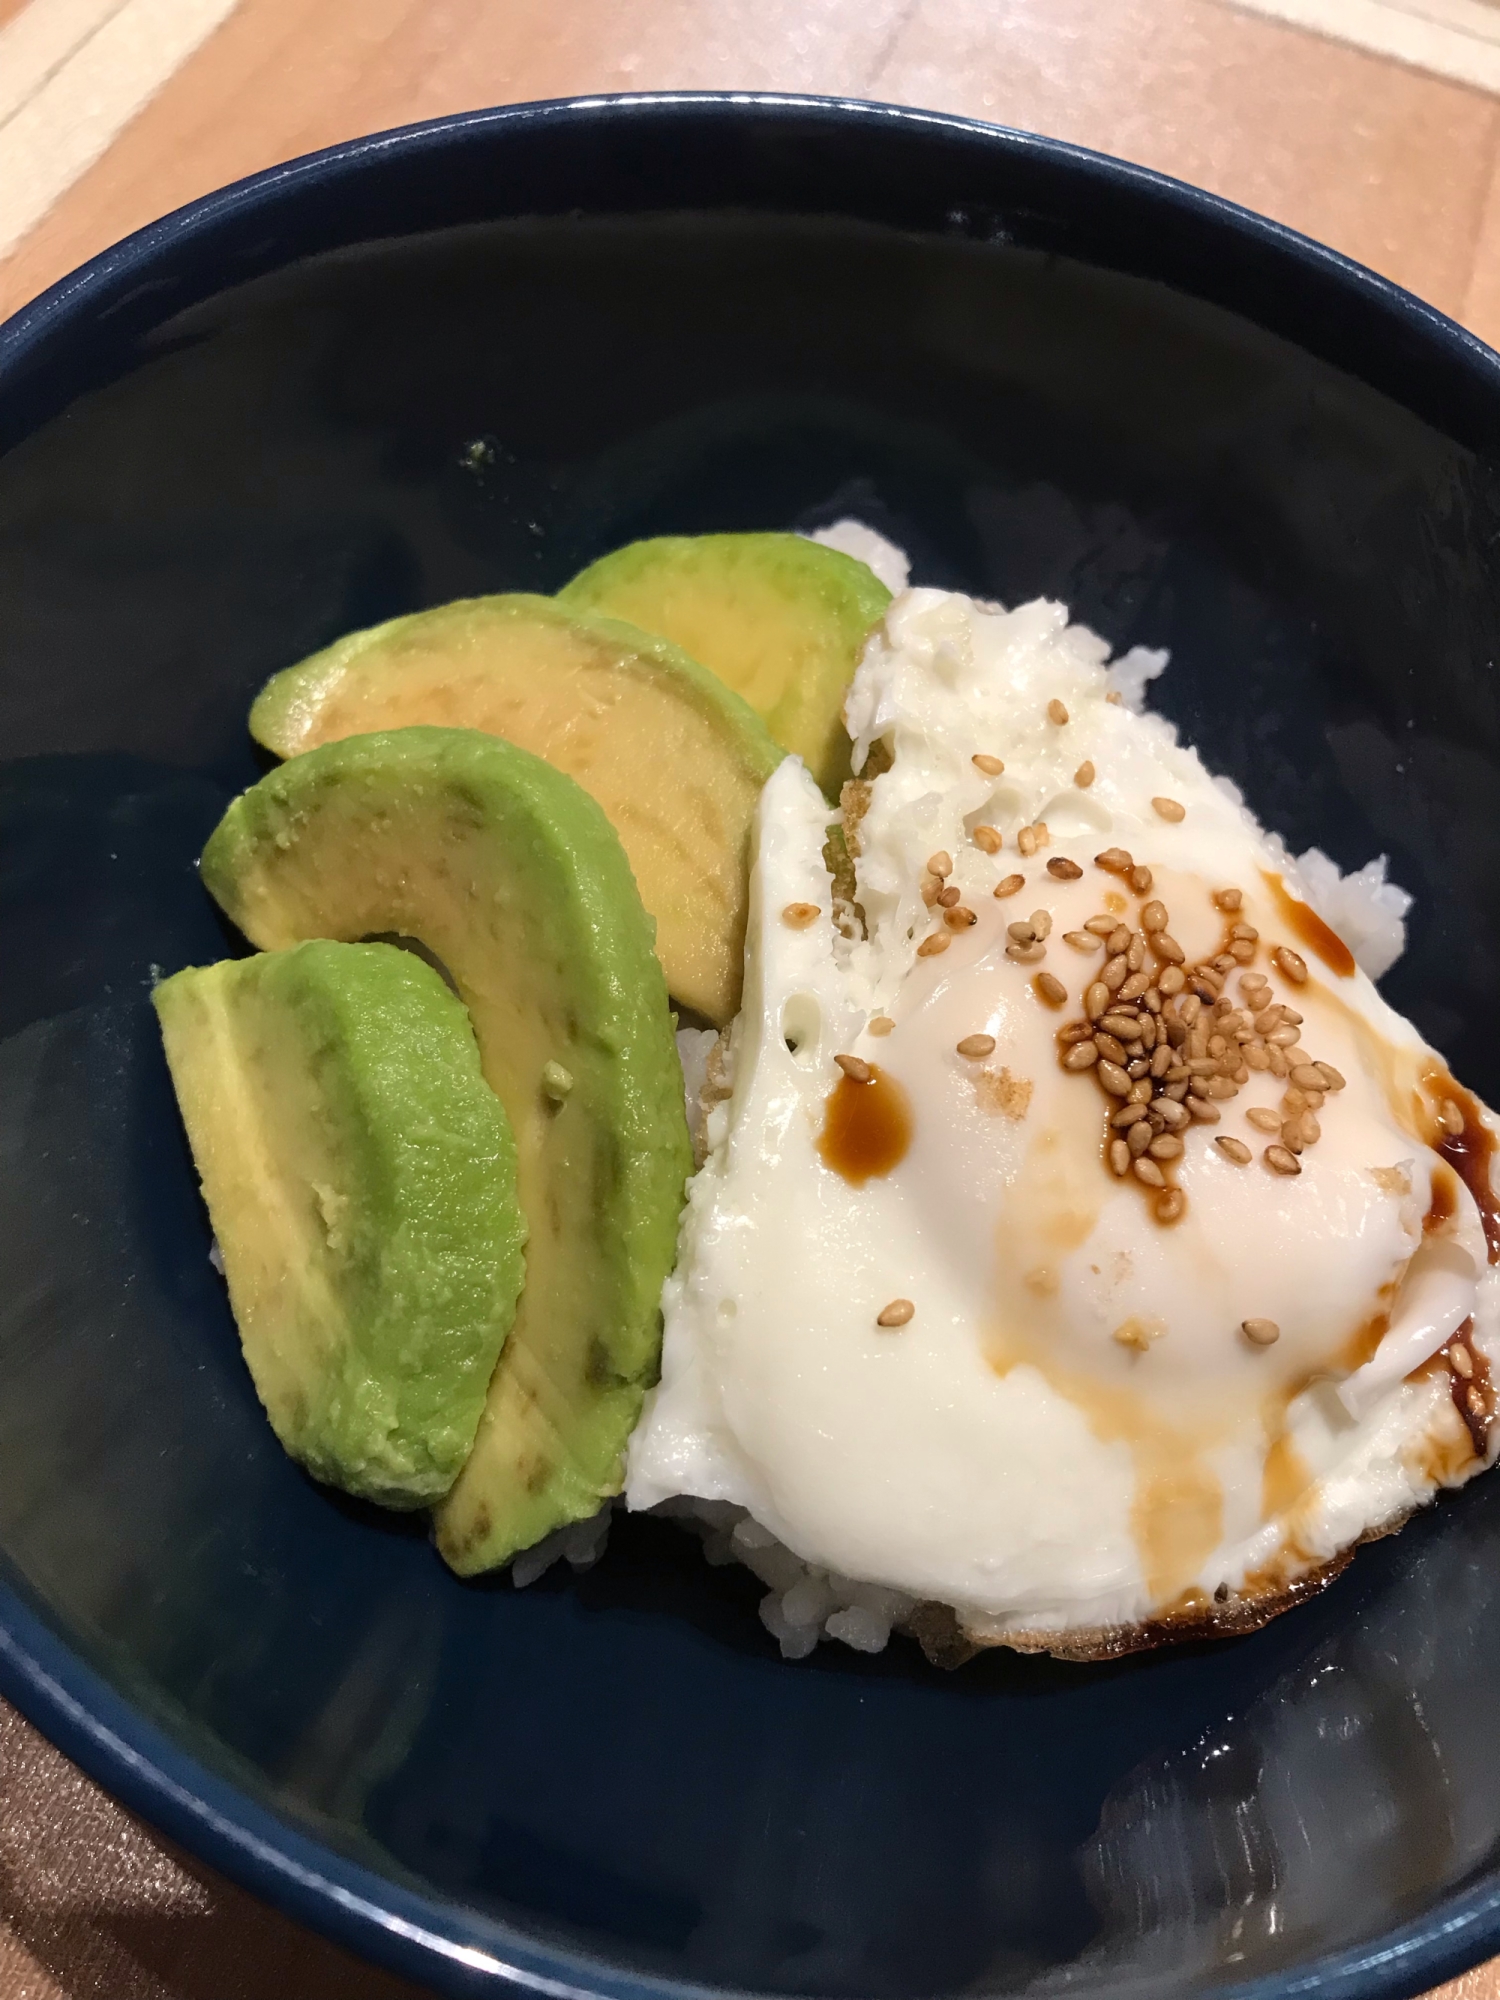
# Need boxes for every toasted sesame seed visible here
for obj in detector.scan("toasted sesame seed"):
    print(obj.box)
[1264,1144,1301,1176]
[1439,1098,1465,1136]
[1106,924,1131,954]
[972,752,1005,776]
[1035,971,1068,1007]
[1151,1044,1173,1077]
[1149,1134,1184,1160]
[1006,941,1045,962]
[876,1299,915,1328]
[1059,1020,1094,1043]
[1314,1062,1347,1092]
[1151,934,1186,966]
[1096,847,1134,874]
[1468,1384,1487,1417]
[1213,889,1243,912]
[1273,945,1308,984]
[1064,929,1104,952]
[917,933,951,957]
[1242,1317,1280,1346]
[955,1034,997,1060]
[920,877,942,906]
[943,905,978,930]
[1268,1047,1290,1078]
[1154,1099,1190,1129]
[1047,857,1084,880]
[1063,1041,1100,1071]
[1131,866,1153,893]
[1098,1012,1140,1039]
[1126,1120,1152,1156]
[1031,909,1054,939]
[1299,1112,1321,1144]
[1187,1097,1221,1123]
[1098,1060,1132,1097]
[1140,900,1168,933]
[1102,955,1128,992]
[972,825,1002,854]
[1048,698,1070,726]
[1229,938,1257,963]
[1204,1076,1240,1099]
[868,1015,895,1036]
[927,851,953,879]
[1109,1138,1131,1176]
[1158,964,1186,995]
[1246,1107,1282,1133]
[1008,921,1037,944]
[1152,796,1186,822]
[1105,689,1124,705]
[1085,914,1117,936]
[1095,1034,1128,1065]
[1035,823,1050,847]
[1085,981,1110,1020]
[1178,994,1203,1027]
[1132,1158,1166,1188]
[1017,827,1039,857]
[782,901,820,928]
[1452,1343,1475,1379]
[1074,760,1096,788]
[1111,1102,1149,1128]
[1231,923,1258,942]
[1214,1136,1252,1165]
[934,885,959,909]
[1289,1064,1325,1090]
[994,873,1025,898]
[834,1053,872,1082]
[1156,1188,1187,1223]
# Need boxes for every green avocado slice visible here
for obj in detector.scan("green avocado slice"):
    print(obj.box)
[559,532,891,795]
[153,940,526,1509]
[248,593,783,1026]
[199,728,692,1571]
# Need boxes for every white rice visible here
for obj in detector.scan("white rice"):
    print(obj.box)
[517,546,1419,1658]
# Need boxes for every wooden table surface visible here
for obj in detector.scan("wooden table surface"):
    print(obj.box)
[3,1,1500,1995]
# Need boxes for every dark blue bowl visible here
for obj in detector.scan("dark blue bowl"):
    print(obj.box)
[5,91,1500,2000]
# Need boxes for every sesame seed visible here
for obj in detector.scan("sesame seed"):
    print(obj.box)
[1187,1096,1221,1122]
[1006,941,1045,962]
[1098,1060,1132,1097]
[1109,1138,1131,1176]
[1151,1045,1173,1078]
[1152,796,1186,822]
[1084,915,1117,936]
[1299,1112,1321,1145]
[1148,1134,1184,1161]
[943,905,978,930]
[1158,964,1186,995]
[1085,981,1110,1020]
[1035,823,1050,847]
[927,850,953,879]
[1154,1099,1190,1129]
[1273,945,1308,985]
[1204,1077,1240,1099]
[1289,1064,1325,1090]
[1105,690,1124,706]
[1214,1136,1252,1164]
[1133,1158,1166,1188]
[920,877,942,906]
[1246,1107,1282,1133]
[1156,1189,1187,1223]
[1095,1034,1127,1065]
[1096,847,1134,874]
[1111,1102,1149,1128]
[1048,698,1070,726]
[1264,1144,1301,1176]
[1063,1042,1100,1071]
[1151,934,1186,965]
[994,874,1025,898]
[1102,954,1128,991]
[937,884,961,907]
[1008,921,1037,944]
[1229,938,1257,963]
[1047,857,1084,880]
[1314,1062,1347,1092]
[1267,1025,1301,1048]
[956,1033,997,1058]
[877,1299,915,1328]
[1439,1098,1465,1136]
[1468,1384,1487,1418]
[1231,923,1259,942]
[1075,761,1096,788]
[1242,1317,1280,1346]
[834,1053,872,1082]
[1212,889,1243,912]
[1127,1120,1153,1156]
[1140,900,1168,933]
[1058,1020,1094,1043]
[782,901,820,928]
[1131,866,1153,894]
[917,933,951,957]
[1064,929,1104,952]
[1017,827,1038,858]
[1035,971,1068,1007]
[868,1015,895,1036]
[972,825,1002,854]
[1098,1012,1141,1039]
[1452,1344,1475,1379]
[972,753,1005,776]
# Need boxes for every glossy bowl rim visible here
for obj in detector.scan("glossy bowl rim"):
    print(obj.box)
[3,88,1500,2000]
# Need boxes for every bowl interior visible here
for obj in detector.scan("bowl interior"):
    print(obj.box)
[5,104,1500,2000]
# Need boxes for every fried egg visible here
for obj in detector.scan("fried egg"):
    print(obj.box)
[627,589,1500,1654]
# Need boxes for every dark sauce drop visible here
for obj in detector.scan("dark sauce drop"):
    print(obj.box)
[1262,872,1356,977]
[1442,1318,1494,1456]
[817,1063,913,1186]
[1435,1082,1500,1265]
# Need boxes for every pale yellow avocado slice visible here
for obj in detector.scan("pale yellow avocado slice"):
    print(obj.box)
[559,532,891,795]
[249,595,784,1026]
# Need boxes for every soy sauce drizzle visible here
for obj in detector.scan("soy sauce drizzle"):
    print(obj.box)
[818,1063,913,1186]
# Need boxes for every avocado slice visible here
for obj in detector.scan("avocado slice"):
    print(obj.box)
[249,594,783,1026]
[199,727,691,1571]
[153,939,526,1508]
[559,533,891,795]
